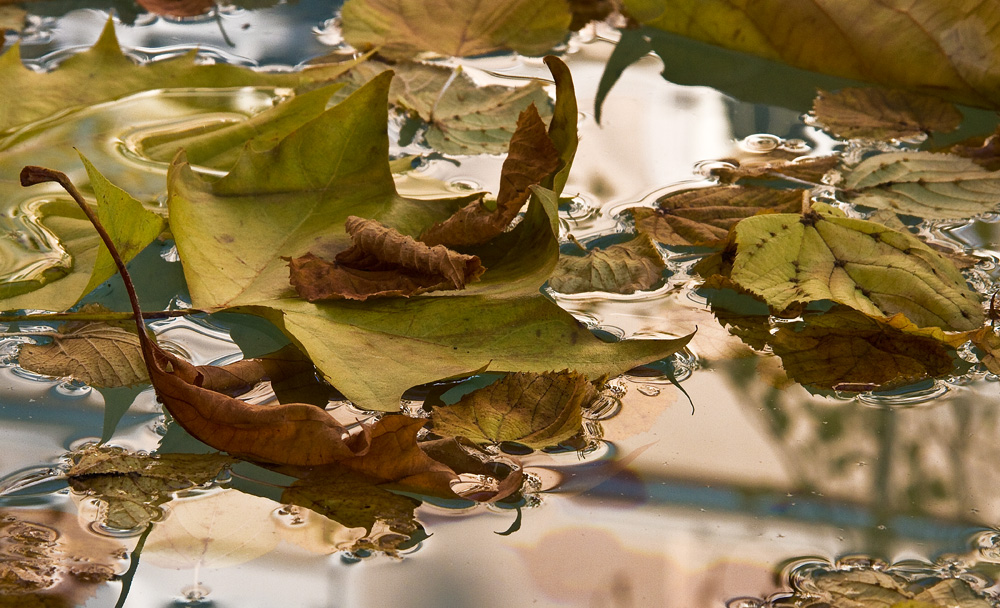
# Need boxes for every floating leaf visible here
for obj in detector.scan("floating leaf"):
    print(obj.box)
[420,104,561,247]
[843,151,1000,219]
[912,578,993,607]
[549,234,666,294]
[630,186,806,247]
[18,322,147,388]
[704,206,984,331]
[288,216,485,301]
[168,60,689,411]
[0,17,354,135]
[971,327,1000,375]
[713,155,840,186]
[135,0,215,17]
[67,446,236,530]
[764,307,960,391]
[621,0,1000,109]
[340,0,572,60]
[948,126,1000,171]
[811,87,962,140]
[334,60,553,155]
[431,371,596,448]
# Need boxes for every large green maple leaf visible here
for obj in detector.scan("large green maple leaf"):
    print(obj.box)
[168,68,688,411]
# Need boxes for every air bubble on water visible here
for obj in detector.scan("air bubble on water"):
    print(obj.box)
[725,598,764,608]
[636,384,660,397]
[53,379,92,398]
[739,134,782,153]
[447,178,483,191]
[858,380,949,408]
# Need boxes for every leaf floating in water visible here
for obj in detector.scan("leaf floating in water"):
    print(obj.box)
[288,216,485,301]
[549,234,666,294]
[811,87,962,140]
[339,0,572,60]
[67,446,236,530]
[700,204,984,331]
[712,155,839,185]
[948,126,1000,171]
[843,151,1000,220]
[629,186,806,247]
[971,327,1000,375]
[19,322,147,388]
[420,104,562,247]
[431,370,597,449]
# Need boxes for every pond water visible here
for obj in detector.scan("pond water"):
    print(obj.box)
[3,3,1000,607]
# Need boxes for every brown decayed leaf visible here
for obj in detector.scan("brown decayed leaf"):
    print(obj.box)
[971,327,1000,375]
[765,307,959,391]
[431,370,596,449]
[630,186,806,247]
[567,0,614,30]
[948,126,1000,171]
[136,0,215,17]
[289,216,485,301]
[420,104,560,247]
[67,446,236,530]
[548,234,666,294]
[811,87,962,140]
[712,155,840,185]
[419,436,524,502]
[18,322,147,388]
[194,344,322,399]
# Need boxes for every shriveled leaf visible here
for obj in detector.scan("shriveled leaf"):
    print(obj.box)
[334,60,553,155]
[948,126,1000,171]
[765,307,959,391]
[340,0,572,59]
[713,208,983,331]
[844,151,1000,219]
[169,61,690,412]
[630,186,806,247]
[420,104,561,247]
[67,446,235,530]
[143,489,279,569]
[18,322,146,388]
[288,216,485,301]
[713,155,840,185]
[0,17,355,135]
[811,87,962,140]
[281,468,421,535]
[549,234,666,294]
[622,0,1000,109]
[431,371,596,448]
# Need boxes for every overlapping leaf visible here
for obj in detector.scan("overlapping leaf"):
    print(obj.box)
[713,155,840,186]
[18,322,147,388]
[622,0,1000,109]
[629,186,806,247]
[431,371,596,448]
[168,60,690,411]
[700,204,984,331]
[811,87,962,140]
[340,0,572,59]
[843,151,1000,219]
[549,234,666,294]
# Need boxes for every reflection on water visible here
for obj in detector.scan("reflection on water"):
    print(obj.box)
[3,5,1000,608]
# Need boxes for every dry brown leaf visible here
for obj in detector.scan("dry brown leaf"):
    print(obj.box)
[812,87,962,140]
[947,126,1000,171]
[548,234,666,294]
[420,104,561,247]
[971,327,1000,375]
[18,322,147,388]
[630,186,806,247]
[136,0,215,17]
[288,216,485,301]
[431,370,595,448]
[712,155,840,185]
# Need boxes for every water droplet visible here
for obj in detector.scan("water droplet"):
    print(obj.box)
[726,598,764,608]
[636,384,660,397]
[858,379,949,408]
[447,178,483,191]
[740,133,782,153]
[693,159,738,178]
[53,379,92,397]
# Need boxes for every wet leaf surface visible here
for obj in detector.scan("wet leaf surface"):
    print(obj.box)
[340,0,572,59]
[622,0,1000,109]
[549,234,665,294]
[18,321,147,388]
[333,60,553,155]
[712,155,840,185]
[792,569,993,608]
[67,446,236,530]
[288,216,485,301]
[947,126,1000,171]
[431,371,596,448]
[629,186,806,247]
[811,87,962,140]
[700,205,984,331]
[843,151,1000,220]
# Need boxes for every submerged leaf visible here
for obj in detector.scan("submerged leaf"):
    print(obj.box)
[630,186,806,247]
[340,0,572,59]
[948,126,1000,171]
[67,447,235,530]
[334,60,553,155]
[713,155,839,186]
[18,322,147,388]
[843,151,1000,220]
[288,216,485,301]
[549,234,666,294]
[420,104,561,247]
[431,371,596,448]
[811,87,962,140]
[971,327,1000,375]
[707,207,983,331]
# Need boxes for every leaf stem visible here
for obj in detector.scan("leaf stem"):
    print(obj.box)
[0,309,202,324]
